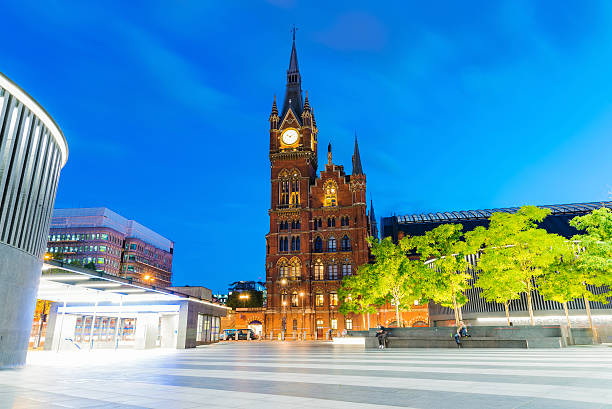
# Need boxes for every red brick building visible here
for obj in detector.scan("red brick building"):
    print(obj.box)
[262,34,378,339]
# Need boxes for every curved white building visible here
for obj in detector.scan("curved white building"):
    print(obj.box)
[0,71,68,367]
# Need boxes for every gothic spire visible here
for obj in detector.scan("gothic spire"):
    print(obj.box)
[327,142,332,165]
[271,95,278,117]
[303,91,310,111]
[352,133,364,175]
[281,26,303,120]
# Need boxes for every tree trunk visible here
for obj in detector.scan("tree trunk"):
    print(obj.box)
[361,305,366,329]
[526,290,535,325]
[395,302,400,328]
[504,301,511,326]
[452,292,460,326]
[367,313,370,330]
[458,305,463,321]
[563,302,571,328]
[584,295,594,330]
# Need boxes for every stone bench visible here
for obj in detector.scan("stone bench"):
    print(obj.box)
[365,336,564,349]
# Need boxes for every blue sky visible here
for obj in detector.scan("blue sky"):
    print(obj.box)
[2,1,611,292]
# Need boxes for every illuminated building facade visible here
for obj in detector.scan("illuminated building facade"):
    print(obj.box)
[48,207,173,287]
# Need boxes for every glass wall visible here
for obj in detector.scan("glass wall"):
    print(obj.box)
[196,314,220,343]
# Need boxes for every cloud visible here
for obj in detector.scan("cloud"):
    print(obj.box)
[315,11,388,52]
[116,21,234,116]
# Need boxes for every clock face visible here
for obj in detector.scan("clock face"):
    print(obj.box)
[281,129,299,146]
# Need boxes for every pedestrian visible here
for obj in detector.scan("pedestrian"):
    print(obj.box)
[328,328,332,340]
[376,326,388,349]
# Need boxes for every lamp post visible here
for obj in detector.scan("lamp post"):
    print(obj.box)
[143,274,154,284]
[280,278,287,339]
[299,291,305,340]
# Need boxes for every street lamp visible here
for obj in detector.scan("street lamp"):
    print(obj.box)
[239,293,250,308]
[282,301,287,340]
[143,274,154,283]
[299,291,305,340]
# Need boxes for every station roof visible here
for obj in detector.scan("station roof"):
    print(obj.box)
[391,201,611,224]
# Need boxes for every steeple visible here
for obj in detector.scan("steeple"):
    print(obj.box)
[369,197,379,239]
[352,133,364,175]
[327,142,332,165]
[281,26,303,120]
[270,95,278,117]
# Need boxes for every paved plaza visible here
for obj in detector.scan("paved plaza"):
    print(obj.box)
[1,343,612,408]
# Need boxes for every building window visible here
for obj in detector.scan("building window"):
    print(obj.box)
[279,237,288,252]
[278,259,288,277]
[346,318,353,330]
[342,262,352,277]
[328,263,338,280]
[314,237,323,253]
[316,319,324,330]
[291,292,299,307]
[328,237,337,252]
[130,243,136,250]
[281,291,287,306]
[331,318,337,330]
[314,260,324,280]
[289,258,301,280]
[279,169,301,207]
[330,292,338,306]
[315,293,324,307]
[341,235,351,251]
[293,319,298,332]
[324,179,337,207]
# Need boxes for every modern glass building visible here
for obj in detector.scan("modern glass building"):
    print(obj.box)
[0,71,68,368]
[382,201,612,326]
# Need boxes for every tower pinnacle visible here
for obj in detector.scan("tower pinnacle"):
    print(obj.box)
[281,26,303,120]
[352,132,364,175]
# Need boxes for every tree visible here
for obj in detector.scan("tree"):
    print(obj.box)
[368,237,424,327]
[339,264,379,329]
[471,206,563,325]
[570,207,612,329]
[226,290,264,309]
[411,224,471,326]
[474,262,523,326]
[538,252,593,328]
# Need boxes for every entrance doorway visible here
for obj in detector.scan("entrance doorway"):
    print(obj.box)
[316,319,324,339]
[248,320,263,337]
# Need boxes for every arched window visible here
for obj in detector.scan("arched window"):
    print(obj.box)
[314,259,324,280]
[328,236,337,252]
[296,237,300,251]
[329,292,338,306]
[323,180,337,207]
[281,290,287,306]
[341,235,351,251]
[315,293,324,306]
[289,257,301,279]
[328,262,338,280]
[291,292,299,307]
[279,237,288,253]
[278,259,289,278]
[292,318,298,331]
[291,237,296,251]
[314,237,323,253]
[279,169,301,207]
[345,318,353,330]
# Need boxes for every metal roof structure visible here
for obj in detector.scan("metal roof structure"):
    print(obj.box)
[394,201,611,224]
[39,260,230,309]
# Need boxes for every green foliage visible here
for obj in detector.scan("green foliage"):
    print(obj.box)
[570,207,612,287]
[226,290,264,309]
[338,263,380,317]
[411,224,470,321]
[467,206,566,324]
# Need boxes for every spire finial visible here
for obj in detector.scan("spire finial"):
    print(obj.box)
[292,24,297,42]
[352,132,364,175]
[327,142,332,165]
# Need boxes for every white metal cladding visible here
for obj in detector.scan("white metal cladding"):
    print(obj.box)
[0,73,67,258]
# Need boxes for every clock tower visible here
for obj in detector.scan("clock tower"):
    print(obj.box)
[263,33,376,340]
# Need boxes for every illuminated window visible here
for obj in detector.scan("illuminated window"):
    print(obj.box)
[278,259,289,277]
[315,293,324,306]
[346,319,352,330]
[314,259,324,280]
[330,292,338,306]
[342,262,352,277]
[323,180,337,207]
[289,258,301,279]
[331,318,337,329]
[279,169,301,207]
[281,291,287,306]
[291,292,299,307]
